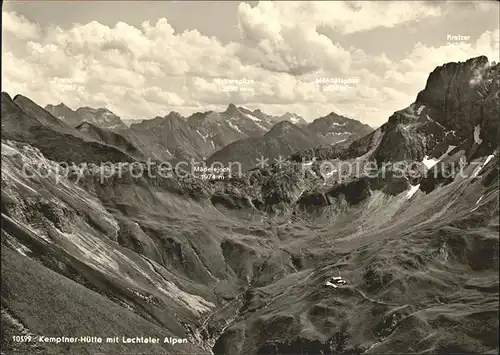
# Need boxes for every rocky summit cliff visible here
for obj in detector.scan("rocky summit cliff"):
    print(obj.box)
[185,104,277,152]
[2,56,499,355]
[416,55,498,153]
[45,103,128,130]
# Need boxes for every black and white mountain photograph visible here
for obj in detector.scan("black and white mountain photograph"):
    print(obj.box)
[1,1,499,354]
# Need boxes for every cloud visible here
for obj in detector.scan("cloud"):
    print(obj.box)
[236,2,351,75]
[2,11,40,40]
[1,4,498,127]
[143,87,185,106]
[308,1,442,34]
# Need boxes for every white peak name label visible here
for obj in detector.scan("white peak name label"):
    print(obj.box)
[446,34,471,41]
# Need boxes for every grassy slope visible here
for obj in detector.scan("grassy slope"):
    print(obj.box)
[1,246,208,355]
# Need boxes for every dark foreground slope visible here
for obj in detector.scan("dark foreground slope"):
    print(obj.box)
[1,56,498,355]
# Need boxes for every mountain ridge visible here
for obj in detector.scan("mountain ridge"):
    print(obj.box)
[208,110,373,171]
[45,103,128,130]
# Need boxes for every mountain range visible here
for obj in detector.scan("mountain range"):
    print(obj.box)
[2,56,498,355]
[42,101,372,167]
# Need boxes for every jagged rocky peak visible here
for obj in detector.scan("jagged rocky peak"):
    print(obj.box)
[325,111,351,123]
[44,102,127,129]
[367,56,499,164]
[1,92,34,127]
[224,103,240,115]
[237,105,252,113]
[46,102,72,111]
[164,111,184,120]
[415,55,499,147]
[76,106,114,116]
[74,106,127,129]
[13,94,38,107]
[44,101,81,122]
[46,102,78,121]
[247,108,268,120]
[10,94,68,129]
[268,120,297,135]
[132,114,172,129]
[1,92,18,112]
[279,112,306,124]
[1,91,12,100]
[308,111,372,136]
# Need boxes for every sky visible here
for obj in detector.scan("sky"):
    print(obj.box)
[2,1,499,127]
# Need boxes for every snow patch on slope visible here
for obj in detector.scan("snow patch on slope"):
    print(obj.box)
[474,125,483,145]
[406,184,420,199]
[107,124,122,130]
[422,145,456,170]
[158,282,214,315]
[471,154,495,178]
[196,130,207,142]
[246,113,261,122]
[1,143,20,156]
[254,121,266,131]
[228,122,243,134]
[426,114,446,129]
[328,132,350,136]
[422,156,440,169]
[445,145,457,154]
